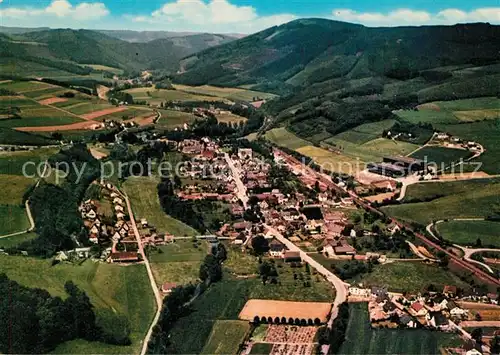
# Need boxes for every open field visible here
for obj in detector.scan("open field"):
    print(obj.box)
[330,119,397,144]
[124,87,226,105]
[296,145,366,175]
[82,106,128,120]
[122,176,198,236]
[0,205,30,235]
[433,97,500,111]
[437,220,500,248]
[395,110,459,124]
[454,109,500,122]
[86,64,124,74]
[239,299,332,322]
[0,80,54,93]
[353,262,470,293]
[0,174,34,205]
[383,179,500,225]
[156,109,198,128]
[67,102,113,115]
[410,146,472,168]
[0,231,36,248]
[0,148,58,175]
[216,112,247,124]
[0,255,155,354]
[434,120,500,175]
[201,320,251,355]
[148,239,207,286]
[264,127,310,150]
[340,303,461,354]
[38,97,68,105]
[173,84,277,102]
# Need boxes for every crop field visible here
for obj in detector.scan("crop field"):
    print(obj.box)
[382,181,500,225]
[354,262,470,293]
[22,87,72,100]
[410,146,472,169]
[454,109,500,122]
[0,255,155,354]
[216,112,247,124]
[434,120,500,174]
[173,84,277,102]
[264,127,310,150]
[296,145,366,175]
[437,220,500,248]
[0,127,56,146]
[67,101,113,115]
[433,97,500,111]
[0,105,83,128]
[148,239,207,286]
[0,97,39,108]
[0,174,34,205]
[339,303,461,355]
[97,107,152,121]
[86,64,124,74]
[122,176,198,236]
[0,59,75,78]
[0,231,36,248]
[201,320,251,355]
[0,205,30,235]
[394,110,459,124]
[0,148,58,175]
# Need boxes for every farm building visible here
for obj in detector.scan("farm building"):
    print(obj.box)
[383,156,425,172]
[239,299,332,324]
[367,162,407,177]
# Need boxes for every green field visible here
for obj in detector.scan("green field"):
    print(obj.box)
[122,176,198,236]
[0,127,56,145]
[354,262,470,293]
[0,255,155,354]
[0,106,82,128]
[0,231,36,248]
[201,320,251,354]
[395,110,459,124]
[173,84,277,102]
[249,342,273,354]
[330,119,397,144]
[0,204,30,235]
[86,64,124,74]
[0,80,53,93]
[67,101,113,115]
[148,239,207,286]
[437,220,500,248]
[0,148,58,175]
[156,109,199,128]
[383,179,500,225]
[433,97,500,111]
[433,120,500,174]
[410,146,472,169]
[340,303,461,354]
[0,174,33,205]
[22,87,72,99]
[125,87,225,105]
[264,127,311,150]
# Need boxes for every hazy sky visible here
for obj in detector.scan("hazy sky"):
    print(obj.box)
[1,0,499,33]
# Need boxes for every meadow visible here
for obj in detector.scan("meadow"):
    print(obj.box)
[201,320,251,355]
[0,205,30,235]
[340,303,461,355]
[0,105,83,128]
[124,87,224,105]
[122,176,198,236]
[0,256,156,354]
[0,80,54,93]
[0,174,34,205]
[264,127,310,150]
[394,110,459,124]
[67,101,113,115]
[296,145,366,175]
[173,84,277,102]
[329,119,397,144]
[410,146,472,169]
[148,239,207,286]
[0,231,37,248]
[437,220,500,248]
[0,148,58,175]
[156,109,199,129]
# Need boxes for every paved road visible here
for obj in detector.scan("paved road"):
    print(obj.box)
[119,188,163,355]
[224,153,248,208]
[454,244,500,274]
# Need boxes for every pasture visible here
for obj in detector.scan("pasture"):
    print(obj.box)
[296,145,366,175]
[340,303,461,355]
[0,105,83,128]
[124,87,225,105]
[201,320,251,355]
[0,174,34,205]
[0,255,155,354]
[216,112,247,124]
[0,205,30,235]
[67,101,113,115]
[264,127,310,150]
[394,110,458,124]
[0,127,57,146]
[0,231,36,248]
[156,109,198,128]
[0,80,53,93]
[410,146,472,169]
[122,176,198,236]
[173,84,277,102]
[0,148,58,175]
[86,64,124,75]
[355,262,470,293]
[437,220,500,248]
[148,239,207,286]
[329,119,397,144]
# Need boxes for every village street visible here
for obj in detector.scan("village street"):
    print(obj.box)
[224,152,249,208]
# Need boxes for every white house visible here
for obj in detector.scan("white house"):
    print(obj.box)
[269,239,285,258]
[349,287,370,297]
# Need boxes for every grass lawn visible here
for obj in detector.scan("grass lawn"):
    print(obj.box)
[201,320,251,354]
[0,255,155,354]
[340,303,461,354]
[0,148,58,175]
[122,176,198,236]
[437,220,500,248]
[0,205,30,235]
[410,146,472,169]
[148,239,207,286]
[383,178,500,225]
[264,127,310,150]
[0,174,34,204]
[0,231,36,248]
[354,262,470,293]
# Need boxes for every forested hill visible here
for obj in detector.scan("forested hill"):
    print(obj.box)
[0,29,236,73]
[175,18,500,89]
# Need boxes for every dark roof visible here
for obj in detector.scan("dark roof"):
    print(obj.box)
[384,156,424,165]
[430,311,448,326]
[270,240,285,252]
[443,285,457,294]
[368,162,406,173]
[399,314,414,325]
[110,252,139,261]
[383,302,397,313]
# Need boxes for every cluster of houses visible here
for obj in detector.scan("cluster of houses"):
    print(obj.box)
[349,285,470,330]
[434,132,482,153]
[79,182,140,263]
